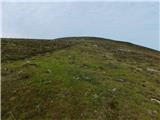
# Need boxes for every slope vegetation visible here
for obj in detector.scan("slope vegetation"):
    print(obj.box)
[1,37,160,120]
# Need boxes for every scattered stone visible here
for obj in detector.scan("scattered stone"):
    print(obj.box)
[80,64,88,68]
[106,76,112,80]
[2,67,13,76]
[94,110,98,113]
[4,67,8,71]
[18,70,24,74]
[85,76,90,80]
[112,88,117,92]
[151,98,160,104]
[102,55,106,58]
[46,69,52,73]
[80,113,83,117]
[73,74,92,82]
[26,60,31,64]
[13,90,17,93]
[147,68,159,73]
[35,104,40,109]
[18,71,30,80]
[102,53,113,60]
[116,78,125,82]
[45,52,50,56]
[153,110,158,114]
[19,73,30,79]
[135,67,143,72]
[68,55,72,58]
[73,76,80,80]
[39,79,52,85]
[51,100,54,103]
[9,96,16,101]
[45,80,51,84]
[93,94,98,99]
[84,92,88,96]
[147,110,152,116]
[147,110,158,116]
[93,44,98,48]
[118,48,132,52]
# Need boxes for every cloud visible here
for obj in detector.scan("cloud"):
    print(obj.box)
[2,1,159,50]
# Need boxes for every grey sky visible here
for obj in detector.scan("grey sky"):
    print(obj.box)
[2,1,159,50]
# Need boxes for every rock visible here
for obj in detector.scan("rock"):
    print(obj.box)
[13,90,17,93]
[46,69,52,73]
[85,77,90,80]
[147,110,152,116]
[73,76,80,80]
[80,64,88,68]
[19,74,30,80]
[39,79,51,85]
[35,104,41,110]
[116,78,125,82]
[147,68,159,73]
[94,110,98,113]
[153,110,158,114]
[18,71,30,80]
[2,67,13,76]
[18,70,24,74]
[68,55,72,58]
[9,96,16,101]
[106,76,112,80]
[112,88,117,92]
[135,67,143,72]
[73,74,92,81]
[147,110,158,116]
[93,44,98,48]
[84,92,88,96]
[4,67,8,71]
[151,98,160,104]
[118,48,132,52]
[26,60,31,64]
[93,94,98,99]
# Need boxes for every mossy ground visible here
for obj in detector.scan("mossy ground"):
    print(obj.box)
[1,37,160,120]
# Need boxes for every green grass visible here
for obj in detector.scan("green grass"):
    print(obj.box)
[1,37,160,120]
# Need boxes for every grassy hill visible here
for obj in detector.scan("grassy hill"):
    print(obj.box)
[1,37,160,120]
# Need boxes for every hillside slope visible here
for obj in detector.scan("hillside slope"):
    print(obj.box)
[1,37,160,120]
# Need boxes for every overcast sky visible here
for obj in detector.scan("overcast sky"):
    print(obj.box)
[2,1,159,50]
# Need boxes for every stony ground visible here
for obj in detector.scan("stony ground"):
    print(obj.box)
[1,37,160,120]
